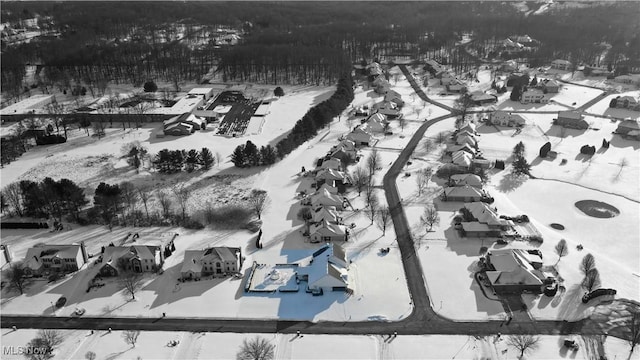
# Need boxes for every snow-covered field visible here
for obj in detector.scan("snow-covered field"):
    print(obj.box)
[0,329,633,360]
[585,90,640,120]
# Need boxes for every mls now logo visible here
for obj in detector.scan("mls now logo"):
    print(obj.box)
[3,346,49,356]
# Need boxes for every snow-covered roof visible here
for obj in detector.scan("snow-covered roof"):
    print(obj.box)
[170,95,204,114]
[450,174,483,187]
[558,111,583,120]
[320,158,342,171]
[181,247,239,274]
[309,188,343,207]
[486,249,544,287]
[444,185,484,198]
[188,88,214,96]
[24,244,82,268]
[464,202,511,227]
[310,219,346,237]
[317,182,339,194]
[452,151,473,166]
[313,206,339,223]
[212,105,232,114]
[316,169,348,182]
[102,245,158,265]
[552,59,572,66]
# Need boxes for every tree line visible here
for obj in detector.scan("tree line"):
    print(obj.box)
[275,74,354,158]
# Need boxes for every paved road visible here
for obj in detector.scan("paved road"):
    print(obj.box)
[0,71,626,342]
[398,65,457,113]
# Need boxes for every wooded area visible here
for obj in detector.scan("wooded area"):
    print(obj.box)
[1,2,639,97]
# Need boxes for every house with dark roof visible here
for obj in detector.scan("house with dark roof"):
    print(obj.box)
[538,79,560,93]
[181,247,242,280]
[23,243,88,276]
[489,111,526,127]
[469,91,497,105]
[616,120,640,140]
[556,111,588,129]
[98,245,162,276]
[551,59,572,71]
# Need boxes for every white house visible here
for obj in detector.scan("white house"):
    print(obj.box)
[23,243,87,276]
[452,150,473,168]
[489,111,527,127]
[307,188,345,209]
[520,89,549,104]
[99,245,162,276]
[551,59,572,71]
[310,219,347,243]
[297,243,349,293]
[312,206,341,224]
[365,112,388,132]
[181,247,242,280]
[449,174,483,188]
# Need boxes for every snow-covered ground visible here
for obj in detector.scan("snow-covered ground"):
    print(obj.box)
[0,329,634,360]
[585,90,640,120]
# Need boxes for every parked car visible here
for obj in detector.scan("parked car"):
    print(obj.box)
[582,288,617,303]
[73,308,86,316]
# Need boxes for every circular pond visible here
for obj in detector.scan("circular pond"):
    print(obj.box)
[575,200,620,218]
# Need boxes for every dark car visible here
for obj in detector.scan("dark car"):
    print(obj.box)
[582,288,617,303]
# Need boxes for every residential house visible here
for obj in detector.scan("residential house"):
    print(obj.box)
[614,75,640,86]
[446,143,475,156]
[424,59,446,78]
[469,91,497,105]
[455,132,477,148]
[520,89,549,104]
[459,123,477,135]
[485,249,548,294]
[306,187,345,209]
[551,59,572,71]
[461,222,502,238]
[616,120,640,140]
[98,245,163,276]
[452,150,474,168]
[463,202,513,231]
[499,59,518,72]
[449,174,483,188]
[489,111,526,127]
[446,81,468,93]
[297,243,349,293]
[538,79,560,93]
[312,206,341,224]
[346,126,375,146]
[440,72,457,85]
[556,111,588,129]
[372,101,402,119]
[364,113,388,133]
[320,158,342,171]
[163,122,194,136]
[366,62,383,77]
[23,243,87,276]
[315,168,351,186]
[613,96,640,111]
[330,140,358,159]
[384,90,405,107]
[181,247,242,280]
[316,183,339,195]
[442,185,487,202]
[372,76,391,94]
[310,219,347,243]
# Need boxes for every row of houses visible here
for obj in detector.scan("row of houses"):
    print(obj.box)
[21,242,243,282]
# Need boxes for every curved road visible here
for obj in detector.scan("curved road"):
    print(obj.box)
[0,70,624,342]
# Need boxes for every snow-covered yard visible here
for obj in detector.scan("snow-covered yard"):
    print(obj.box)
[0,329,633,360]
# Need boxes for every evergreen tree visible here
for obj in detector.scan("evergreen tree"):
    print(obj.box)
[510,84,522,101]
[609,98,617,108]
[530,75,538,86]
[512,156,531,176]
[199,148,215,170]
[244,141,260,166]
[169,150,185,173]
[274,86,284,97]
[512,141,526,159]
[259,145,277,165]
[184,149,200,173]
[94,182,122,228]
[231,145,246,167]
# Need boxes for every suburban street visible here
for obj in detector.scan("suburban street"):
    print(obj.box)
[0,68,626,345]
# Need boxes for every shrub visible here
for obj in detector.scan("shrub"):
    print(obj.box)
[36,135,67,145]
[274,86,284,97]
[494,160,505,170]
[580,145,596,155]
[182,218,205,230]
[0,222,48,229]
[201,204,253,229]
[143,81,158,92]
[539,142,551,158]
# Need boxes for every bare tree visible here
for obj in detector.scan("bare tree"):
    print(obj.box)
[367,195,379,225]
[416,168,432,196]
[420,205,440,233]
[422,138,435,154]
[629,311,640,357]
[582,268,601,292]
[172,184,191,221]
[236,336,275,360]
[367,148,381,177]
[85,351,96,360]
[297,207,313,232]
[26,330,64,360]
[122,330,141,347]
[249,189,270,220]
[351,167,368,196]
[580,253,596,276]
[156,190,172,219]
[618,157,629,177]
[120,182,138,225]
[376,205,392,235]
[507,334,540,359]
[398,116,406,132]
[364,174,376,209]
[2,182,23,216]
[215,152,223,168]
[92,121,107,139]
[554,239,569,265]
[120,271,143,300]
[435,131,450,144]
[6,262,30,294]
[137,186,153,221]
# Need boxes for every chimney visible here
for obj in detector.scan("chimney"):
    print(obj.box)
[79,241,88,265]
